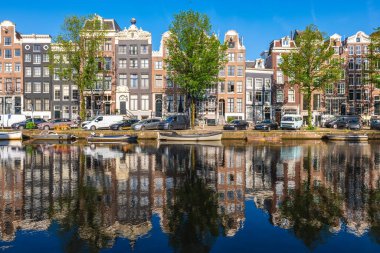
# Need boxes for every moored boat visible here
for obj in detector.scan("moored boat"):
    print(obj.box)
[326,134,368,141]
[31,131,76,141]
[87,134,138,143]
[0,131,23,140]
[158,131,222,141]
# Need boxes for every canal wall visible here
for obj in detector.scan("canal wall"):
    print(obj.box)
[14,129,380,141]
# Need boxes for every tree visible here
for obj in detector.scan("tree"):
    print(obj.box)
[50,15,105,119]
[280,25,341,128]
[165,11,227,128]
[368,28,380,88]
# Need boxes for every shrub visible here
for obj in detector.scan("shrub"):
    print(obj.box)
[227,116,235,123]
[26,122,36,129]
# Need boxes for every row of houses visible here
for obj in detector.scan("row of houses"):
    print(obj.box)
[0,16,378,123]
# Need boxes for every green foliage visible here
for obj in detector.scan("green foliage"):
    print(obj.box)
[367,28,380,89]
[227,116,235,123]
[26,122,36,129]
[280,25,341,128]
[165,10,228,128]
[50,14,106,119]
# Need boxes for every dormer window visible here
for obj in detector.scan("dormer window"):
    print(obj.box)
[356,37,361,43]
[228,37,235,48]
[282,38,289,47]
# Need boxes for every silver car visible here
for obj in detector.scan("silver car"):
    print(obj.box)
[131,118,161,131]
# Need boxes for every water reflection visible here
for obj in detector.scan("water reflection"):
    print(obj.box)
[0,141,379,252]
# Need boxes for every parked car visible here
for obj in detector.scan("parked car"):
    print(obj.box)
[370,116,380,130]
[131,118,161,131]
[325,115,360,129]
[83,115,124,130]
[0,114,26,128]
[37,118,76,130]
[336,117,362,130]
[110,119,140,130]
[280,115,303,130]
[157,115,189,130]
[254,119,278,131]
[324,117,340,128]
[11,118,46,130]
[223,120,249,130]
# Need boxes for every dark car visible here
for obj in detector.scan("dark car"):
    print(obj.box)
[324,117,340,128]
[131,118,161,131]
[325,116,360,129]
[157,115,189,130]
[37,118,77,130]
[11,118,46,130]
[336,117,362,130]
[254,119,278,131]
[223,120,249,130]
[110,119,140,130]
[370,117,380,130]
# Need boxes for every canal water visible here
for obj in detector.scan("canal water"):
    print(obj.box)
[0,140,379,253]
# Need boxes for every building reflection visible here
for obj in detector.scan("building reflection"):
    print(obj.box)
[0,141,379,249]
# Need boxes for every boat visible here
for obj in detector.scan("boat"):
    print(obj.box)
[158,131,222,141]
[326,134,368,141]
[31,131,76,141]
[87,134,138,143]
[0,131,23,140]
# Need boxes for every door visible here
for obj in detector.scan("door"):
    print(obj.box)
[120,101,126,114]
[105,103,111,115]
[156,99,162,117]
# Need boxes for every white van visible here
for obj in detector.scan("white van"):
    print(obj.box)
[280,114,303,130]
[83,115,124,130]
[0,114,26,128]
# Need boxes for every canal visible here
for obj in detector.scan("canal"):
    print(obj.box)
[0,140,379,252]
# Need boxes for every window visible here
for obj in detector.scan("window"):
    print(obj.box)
[228,53,235,62]
[282,38,289,46]
[237,81,243,93]
[25,82,32,93]
[219,68,225,76]
[265,78,271,89]
[130,95,138,110]
[349,74,354,85]
[246,78,253,89]
[255,78,263,90]
[219,82,225,93]
[325,84,333,95]
[349,46,354,55]
[53,68,60,80]
[288,89,295,102]
[237,98,242,113]
[228,66,235,76]
[130,74,138,88]
[228,98,234,112]
[276,55,283,67]
[313,94,321,110]
[44,99,50,111]
[15,63,21,72]
[33,67,41,77]
[141,59,149,68]
[338,83,345,94]
[0,78,2,92]
[43,67,49,77]
[141,45,148,54]
[62,85,69,100]
[119,59,127,68]
[4,37,11,45]
[141,95,149,110]
[33,44,41,52]
[5,63,12,72]
[130,59,138,68]
[16,78,21,92]
[43,82,50,93]
[363,59,369,70]
[33,54,41,64]
[349,90,354,100]
[155,75,163,87]
[72,87,79,100]
[119,74,127,86]
[0,63,2,72]
[5,78,12,91]
[141,74,149,89]
[104,57,112,70]
[33,82,41,93]
[104,39,112,51]
[227,81,234,92]
[364,46,369,54]
[54,86,61,100]
[255,91,262,103]
[166,77,173,87]
[237,66,243,76]
[276,90,284,103]
[43,54,49,62]
[246,91,253,103]
[277,71,283,84]
[155,61,162,69]
[356,45,361,55]
[4,49,11,58]
[25,54,31,62]
[264,91,271,103]
[355,74,362,85]
[118,45,127,54]
[25,99,32,111]
[129,45,138,55]
[14,49,20,57]
[237,53,244,62]
[35,99,42,111]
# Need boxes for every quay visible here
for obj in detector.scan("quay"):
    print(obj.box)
[14,128,380,141]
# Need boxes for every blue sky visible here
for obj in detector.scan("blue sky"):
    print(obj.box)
[1,0,379,59]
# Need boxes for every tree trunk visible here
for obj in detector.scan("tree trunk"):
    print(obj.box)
[306,92,313,128]
[80,89,86,120]
[191,98,195,129]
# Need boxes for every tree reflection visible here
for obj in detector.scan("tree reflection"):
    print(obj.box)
[280,147,343,249]
[166,146,221,253]
[368,189,380,244]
